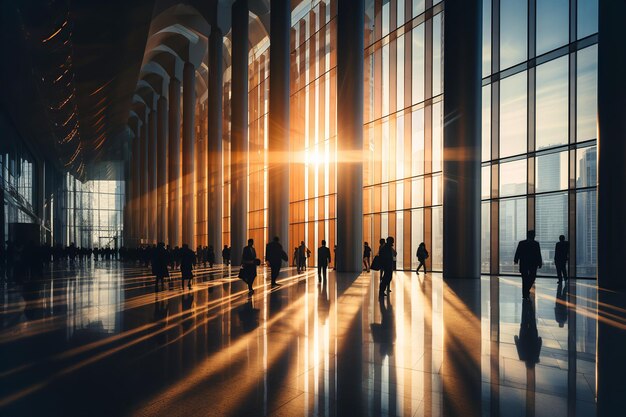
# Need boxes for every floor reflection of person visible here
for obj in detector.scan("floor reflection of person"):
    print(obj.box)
[370,295,395,357]
[238,298,260,333]
[554,282,568,327]
[514,300,542,368]
[317,279,330,323]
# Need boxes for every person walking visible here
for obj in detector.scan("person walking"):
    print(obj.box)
[222,245,231,266]
[297,241,309,273]
[180,244,196,290]
[265,236,287,286]
[379,237,395,298]
[416,242,428,275]
[363,242,372,272]
[554,235,569,283]
[514,230,543,301]
[241,239,258,294]
[151,242,170,291]
[207,245,215,268]
[317,240,331,283]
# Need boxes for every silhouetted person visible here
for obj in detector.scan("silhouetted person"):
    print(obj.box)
[363,242,371,272]
[222,245,231,266]
[317,240,331,283]
[333,245,337,270]
[377,238,386,282]
[554,282,568,327]
[152,242,170,292]
[180,244,195,290]
[514,299,542,368]
[514,230,543,300]
[207,245,215,268]
[297,241,310,273]
[265,236,286,286]
[554,235,569,283]
[416,242,428,275]
[379,237,395,298]
[292,246,298,268]
[241,239,258,294]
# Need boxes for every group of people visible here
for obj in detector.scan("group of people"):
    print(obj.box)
[363,240,429,276]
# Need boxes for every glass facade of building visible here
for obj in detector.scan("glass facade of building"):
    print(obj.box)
[482,0,598,277]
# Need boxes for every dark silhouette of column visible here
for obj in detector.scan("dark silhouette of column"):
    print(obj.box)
[230,0,249,266]
[168,77,181,247]
[598,0,626,290]
[156,95,168,244]
[208,27,223,255]
[182,62,196,248]
[336,0,364,272]
[148,104,158,244]
[130,120,143,246]
[442,0,481,279]
[268,0,290,249]
[597,4,626,415]
[140,109,149,244]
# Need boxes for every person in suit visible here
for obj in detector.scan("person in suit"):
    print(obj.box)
[554,235,569,283]
[152,242,170,292]
[317,240,331,283]
[363,242,372,272]
[222,245,231,266]
[242,239,258,295]
[416,242,428,275]
[265,236,285,286]
[180,243,196,290]
[297,241,309,273]
[379,237,395,298]
[514,230,543,300]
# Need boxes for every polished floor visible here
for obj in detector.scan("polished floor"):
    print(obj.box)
[0,261,621,416]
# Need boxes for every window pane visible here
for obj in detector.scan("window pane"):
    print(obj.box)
[536,56,568,150]
[482,0,491,77]
[482,85,491,162]
[432,102,443,172]
[536,151,568,193]
[578,0,598,39]
[411,108,424,175]
[536,193,568,276]
[413,0,425,18]
[432,13,443,96]
[412,25,425,104]
[500,72,527,158]
[577,45,598,142]
[500,159,527,197]
[576,146,597,188]
[499,197,526,274]
[536,0,569,55]
[482,165,491,200]
[500,0,527,69]
[577,190,597,277]
[432,206,443,271]
[411,208,424,270]
[482,201,490,273]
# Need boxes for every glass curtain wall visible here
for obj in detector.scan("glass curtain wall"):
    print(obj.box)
[289,1,337,268]
[61,166,125,249]
[482,0,598,277]
[364,0,444,272]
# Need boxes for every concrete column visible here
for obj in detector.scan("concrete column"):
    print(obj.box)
[336,0,364,272]
[230,0,249,266]
[156,95,168,244]
[207,27,224,258]
[442,0,482,279]
[268,0,290,248]
[182,62,196,248]
[148,105,158,244]
[598,0,626,290]
[597,3,626,415]
[140,110,149,244]
[168,78,181,247]
[132,122,141,247]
